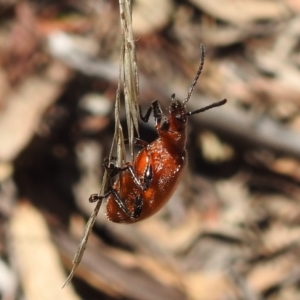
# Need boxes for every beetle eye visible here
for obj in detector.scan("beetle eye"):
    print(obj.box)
[160,120,169,131]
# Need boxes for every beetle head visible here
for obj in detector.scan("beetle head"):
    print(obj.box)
[157,94,187,135]
[169,94,187,126]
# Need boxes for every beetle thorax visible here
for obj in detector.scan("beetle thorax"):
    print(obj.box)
[156,100,187,155]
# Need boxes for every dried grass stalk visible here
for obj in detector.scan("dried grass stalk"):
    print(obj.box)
[63,0,140,287]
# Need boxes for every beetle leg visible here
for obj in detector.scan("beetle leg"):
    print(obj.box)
[105,163,147,191]
[111,189,143,219]
[143,164,153,189]
[88,160,120,203]
[124,137,148,148]
[89,185,143,220]
[139,104,152,122]
[101,158,122,179]
[125,165,150,191]
[103,157,147,191]
[140,100,164,125]
[90,137,150,205]
[134,138,148,148]
[89,190,111,203]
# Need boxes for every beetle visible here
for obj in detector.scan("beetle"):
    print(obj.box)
[89,44,227,223]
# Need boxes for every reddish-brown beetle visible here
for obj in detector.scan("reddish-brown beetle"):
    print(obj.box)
[89,45,226,223]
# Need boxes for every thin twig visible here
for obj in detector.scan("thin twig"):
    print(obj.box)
[119,0,140,159]
[63,0,140,287]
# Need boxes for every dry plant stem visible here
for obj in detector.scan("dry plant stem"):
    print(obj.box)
[62,177,105,287]
[63,0,140,286]
[119,0,140,159]
[111,50,126,169]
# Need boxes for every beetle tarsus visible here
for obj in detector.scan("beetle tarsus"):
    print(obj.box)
[89,191,110,203]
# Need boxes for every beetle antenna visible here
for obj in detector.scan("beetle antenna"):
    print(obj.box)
[186,99,227,116]
[183,44,205,105]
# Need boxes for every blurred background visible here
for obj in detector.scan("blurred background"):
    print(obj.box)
[1,0,300,299]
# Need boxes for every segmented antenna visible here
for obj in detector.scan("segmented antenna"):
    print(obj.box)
[186,99,227,116]
[183,44,205,105]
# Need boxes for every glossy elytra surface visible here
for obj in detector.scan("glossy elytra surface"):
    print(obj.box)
[106,102,187,223]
